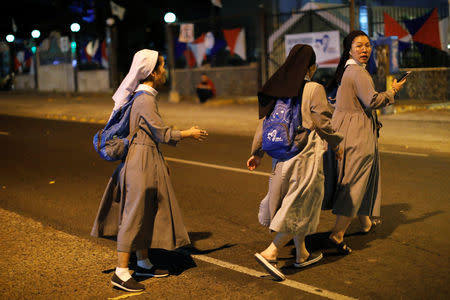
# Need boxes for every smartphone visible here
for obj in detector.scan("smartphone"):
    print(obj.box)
[397,71,412,81]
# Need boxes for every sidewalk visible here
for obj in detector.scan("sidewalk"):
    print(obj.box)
[0,91,449,154]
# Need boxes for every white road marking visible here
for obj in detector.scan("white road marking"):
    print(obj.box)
[193,254,357,300]
[166,148,430,177]
[107,292,145,299]
[0,131,9,135]
[379,150,429,157]
[165,157,271,177]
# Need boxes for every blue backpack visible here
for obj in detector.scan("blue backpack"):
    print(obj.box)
[262,96,309,161]
[93,91,145,161]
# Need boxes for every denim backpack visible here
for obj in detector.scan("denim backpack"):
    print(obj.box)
[93,91,145,161]
[262,96,309,161]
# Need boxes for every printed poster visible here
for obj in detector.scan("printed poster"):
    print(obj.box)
[285,30,340,68]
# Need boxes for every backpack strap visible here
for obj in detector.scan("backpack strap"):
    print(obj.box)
[126,90,148,144]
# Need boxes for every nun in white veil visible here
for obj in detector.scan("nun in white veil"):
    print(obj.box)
[91,49,208,292]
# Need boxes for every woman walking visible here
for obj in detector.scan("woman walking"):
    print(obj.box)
[247,44,343,281]
[327,31,406,254]
[91,49,208,292]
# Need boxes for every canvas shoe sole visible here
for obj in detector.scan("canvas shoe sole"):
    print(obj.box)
[134,266,170,278]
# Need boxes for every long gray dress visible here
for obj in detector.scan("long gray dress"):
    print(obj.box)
[252,81,342,236]
[91,90,190,252]
[331,63,394,217]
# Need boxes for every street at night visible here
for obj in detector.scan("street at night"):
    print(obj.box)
[1,0,450,298]
[0,110,449,299]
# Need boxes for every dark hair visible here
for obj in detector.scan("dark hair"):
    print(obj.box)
[326,30,369,93]
[140,53,163,83]
[308,52,316,68]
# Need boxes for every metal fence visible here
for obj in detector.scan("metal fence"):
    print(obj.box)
[170,13,261,69]
[265,4,351,81]
[265,3,449,80]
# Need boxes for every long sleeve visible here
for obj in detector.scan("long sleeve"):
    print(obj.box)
[250,118,265,157]
[355,70,395,110]
[307,84,343,149]
[136,96,181,146]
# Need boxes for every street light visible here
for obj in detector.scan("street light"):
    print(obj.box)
[70,23,81,33]
[70,23,80,92]
[164,12,176,24]
[6,34,15,43]
[31,30,41,39]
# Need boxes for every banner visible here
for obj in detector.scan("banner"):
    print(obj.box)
[285,31,340,68]
[372,36,399,74]
[179,24,194,43]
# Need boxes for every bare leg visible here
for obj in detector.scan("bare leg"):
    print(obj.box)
[293,234,309,263]
[329,215,353,243]
[118,251,131,268]
[260,232,292,261]
[359,215,372,232]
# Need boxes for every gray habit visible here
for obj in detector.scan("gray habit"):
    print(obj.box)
[252,82,343,235]
[91,92,190,252]
[331,64,394,217]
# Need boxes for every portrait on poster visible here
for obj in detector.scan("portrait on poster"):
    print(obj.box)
[285,31,340,68]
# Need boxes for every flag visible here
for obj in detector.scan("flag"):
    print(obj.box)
[23,49,33,69]
[204,32,227,56]
[383,12,411,51]
[12,18,17,33]
[183,48,196,68]
[383,12,411,43]
[188,34,206,67]
[175,40,187,59]
[223,28,247,60]
[110,1,125,21]
[101,40,108,68]
[85,39,100,62]
[211,0,222,8]
[404,8,441,50]
[439,17,448,52]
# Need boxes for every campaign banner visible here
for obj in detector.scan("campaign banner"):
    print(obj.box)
[285,30,340,68]
[179,23,194,43]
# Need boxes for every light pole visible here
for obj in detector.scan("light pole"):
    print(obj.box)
[164,12,179,103]
[70,23,80,92]
[31,29,40,90]
[6,34,16,89]
[106,17,119,90]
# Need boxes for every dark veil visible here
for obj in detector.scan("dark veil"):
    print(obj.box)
[257,44,316,119]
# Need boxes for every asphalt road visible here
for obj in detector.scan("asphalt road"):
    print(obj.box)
[0,115,449,299]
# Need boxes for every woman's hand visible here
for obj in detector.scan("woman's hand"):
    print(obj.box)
[247,155,262,171]
[181,126,208,141]
[391,78,407,95]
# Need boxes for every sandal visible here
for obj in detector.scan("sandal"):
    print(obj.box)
[327,238,352,255]
[293,252,323,268]
[361,219,381,234]
[254,253,286,281]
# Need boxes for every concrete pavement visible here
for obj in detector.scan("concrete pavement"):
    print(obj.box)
[0,91,449,299]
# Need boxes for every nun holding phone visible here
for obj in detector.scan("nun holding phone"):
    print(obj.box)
[326,31,407,255]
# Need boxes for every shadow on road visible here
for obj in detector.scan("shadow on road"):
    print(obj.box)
[281,203,443,275]
[345,203,443,252]
[101,231,236,277]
